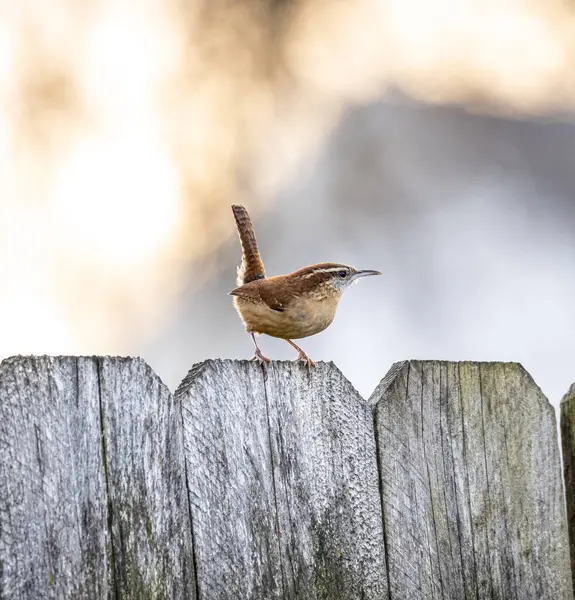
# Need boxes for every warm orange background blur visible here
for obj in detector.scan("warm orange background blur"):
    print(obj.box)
[1,0,574,403]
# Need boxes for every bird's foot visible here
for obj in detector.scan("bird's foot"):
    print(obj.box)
[250,348,271,365]
[295,350,316,368]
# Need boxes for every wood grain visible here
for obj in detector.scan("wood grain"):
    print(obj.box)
[1,355,571,600]
[176,359,387,599]
[372,360,573,600]
[561,380,575,592]
[0,356,196,599]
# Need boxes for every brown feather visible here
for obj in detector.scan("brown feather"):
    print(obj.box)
[229,263,353,339]
[229,264,345,311]
[232,205,266,286]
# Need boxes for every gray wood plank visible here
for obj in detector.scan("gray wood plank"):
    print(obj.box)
[176,359,388,600]
[0,356,196,600]
[97,356,196,599]
[561,380,575,592]
[177,360,283,600]
[0,356,108,599]
[372,360,573,600]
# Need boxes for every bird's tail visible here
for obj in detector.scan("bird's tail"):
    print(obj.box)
[231,205,266,286]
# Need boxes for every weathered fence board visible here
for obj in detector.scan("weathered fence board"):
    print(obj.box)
[371,360,573,600]
[1,355,572,600]
[0,356,196,600]
[176,360,388,599]
[561,380,575,591]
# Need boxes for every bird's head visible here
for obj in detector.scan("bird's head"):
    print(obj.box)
[297,263,381,294]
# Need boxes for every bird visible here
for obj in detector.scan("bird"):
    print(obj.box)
[229,204,381,366]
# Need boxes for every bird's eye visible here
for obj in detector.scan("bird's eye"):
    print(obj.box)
[338,270,347,278]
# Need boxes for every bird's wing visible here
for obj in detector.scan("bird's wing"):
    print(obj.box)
[257,285,286,312]
[229,280,287,312]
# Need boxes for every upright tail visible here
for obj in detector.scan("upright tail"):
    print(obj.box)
[231,205,266,286]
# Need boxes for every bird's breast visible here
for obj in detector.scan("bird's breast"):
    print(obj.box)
[234,294,340,340]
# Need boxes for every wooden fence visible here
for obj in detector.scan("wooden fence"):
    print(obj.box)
[1,356,574,599]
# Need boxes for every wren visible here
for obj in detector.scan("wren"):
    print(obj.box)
[229,204,381,366]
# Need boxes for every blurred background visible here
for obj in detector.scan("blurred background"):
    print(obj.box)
[1,0,574,406]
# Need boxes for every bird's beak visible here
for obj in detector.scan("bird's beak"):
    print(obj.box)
[351,270,382,281]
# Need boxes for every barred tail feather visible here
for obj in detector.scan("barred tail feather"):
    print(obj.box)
[232,205,266,285]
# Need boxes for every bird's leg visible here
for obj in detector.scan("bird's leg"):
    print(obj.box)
[250,333,271,364]
[286,339,316,368]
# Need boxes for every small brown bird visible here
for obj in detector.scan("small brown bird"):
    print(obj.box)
[229,205,381,366]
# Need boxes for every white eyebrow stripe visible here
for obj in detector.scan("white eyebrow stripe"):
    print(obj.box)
[320,267,349,273]
[303,267,350,278]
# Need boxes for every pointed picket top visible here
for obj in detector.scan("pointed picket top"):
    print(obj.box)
[371,360,572,600]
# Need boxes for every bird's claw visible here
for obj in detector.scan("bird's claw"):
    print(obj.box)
[251,348,271,365]
[295,351,315,368]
